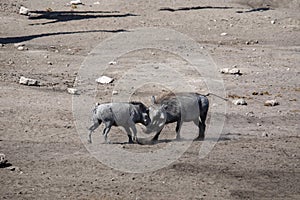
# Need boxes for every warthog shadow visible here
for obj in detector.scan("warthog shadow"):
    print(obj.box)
[136,136,231,145]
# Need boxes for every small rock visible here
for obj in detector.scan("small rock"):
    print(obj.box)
[262,132,268,137]
[108,61,117,65]
[19,76,39,86]
[67,88,79,95]
[220,68,230,74]
[95,76,114,84]
[0,153,7,165]
[0,43,3,47]
[112,90,118,95]
[271,20,276,24]
[47,61,53,65]
[246,111,254,117]
[229,68,240,74]
[208,181,215,185]
[46,7,53,12]
[220,32,228,36]
[220,68,241,75]
[17,46,25,51]
[19,6,29,15]
[264,100,279,107]
[257,123,262,126]
[7,166,20,172]
[94,1,100,5]
[70,0,82,5]
[14,43,24,47]
[232,99,247,106]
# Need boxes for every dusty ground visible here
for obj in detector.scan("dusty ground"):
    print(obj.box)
[0,0,300,199]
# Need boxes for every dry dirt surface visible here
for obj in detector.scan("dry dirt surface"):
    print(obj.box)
[0,0,300,199]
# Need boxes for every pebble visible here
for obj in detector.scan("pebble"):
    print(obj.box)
[220,32,228,36]
[17,46,25,51]
[19,76,39,86]
[19,6,29,15]
[112,90,118,95]
[262,132,268,137]
[95,76,114,84]
[220,68,241,75]
[0,153,7,165]
[67,88,79,95]
[232,99,247,106]
[264,100,279,107]
[271,20,276,24]
[7,166,21,172]
[70,0,82,5]
[109,61,117,65]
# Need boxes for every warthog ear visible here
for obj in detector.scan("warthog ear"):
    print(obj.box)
[151,96,156,104]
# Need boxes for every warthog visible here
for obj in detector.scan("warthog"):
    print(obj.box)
[144,92,209,141]
[88,102,150,144]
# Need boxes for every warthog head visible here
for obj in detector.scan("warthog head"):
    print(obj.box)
[144,96,168,134]
[133,102,151,126]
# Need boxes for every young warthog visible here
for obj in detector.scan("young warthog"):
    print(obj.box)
[88,102,150,144]
[144,92,209,141]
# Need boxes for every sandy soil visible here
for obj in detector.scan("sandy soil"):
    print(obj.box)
[0,0,299,199]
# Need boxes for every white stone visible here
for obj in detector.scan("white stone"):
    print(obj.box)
[67,88,79,95]
[19,6,29,15]
[220,68,240,75]
[109,61,117,65]
[19,76,38,86]
[14,43,25,48]
[264,100,279,107]
[94,1,100,5]
[70,0,82,5]
[220,32,228,36]
[220,68,230,74]
[229,68,240,74]
[0,153,6,165]
[232,99,247,106]
[112,90,118,95]
[95,76,114,84]
[17,46,25,51]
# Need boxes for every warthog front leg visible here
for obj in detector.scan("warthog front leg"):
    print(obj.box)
[131,125,138,143]
[152,129,163,141]
[125,124,137,144]
[124,127,134,144]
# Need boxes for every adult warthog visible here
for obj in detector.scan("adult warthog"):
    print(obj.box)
[144,92,209,142]
[88,102,150,144]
